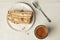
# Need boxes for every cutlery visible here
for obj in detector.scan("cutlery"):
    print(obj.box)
[32,1,51,22]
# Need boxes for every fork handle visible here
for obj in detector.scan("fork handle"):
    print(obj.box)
[38,8,51,22]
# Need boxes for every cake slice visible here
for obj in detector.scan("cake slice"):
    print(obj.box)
[7,10,33,24]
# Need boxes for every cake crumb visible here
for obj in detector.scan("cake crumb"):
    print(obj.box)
[27,33,29,35]
[22,27,25,30]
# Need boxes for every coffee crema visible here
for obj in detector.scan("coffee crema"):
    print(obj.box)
[34,25,48,39]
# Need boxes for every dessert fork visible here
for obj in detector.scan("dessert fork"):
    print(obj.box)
[32,1,51,22]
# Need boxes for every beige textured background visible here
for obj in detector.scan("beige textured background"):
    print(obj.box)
[0,0,60,40]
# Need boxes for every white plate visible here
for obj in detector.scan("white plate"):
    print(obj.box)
[7,2,35,32]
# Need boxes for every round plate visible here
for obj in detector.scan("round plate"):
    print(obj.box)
[7,2,36,32]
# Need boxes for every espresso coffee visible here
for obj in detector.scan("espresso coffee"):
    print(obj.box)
[34,25,48,39]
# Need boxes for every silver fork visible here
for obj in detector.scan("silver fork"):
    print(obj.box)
[32,1,51,22]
